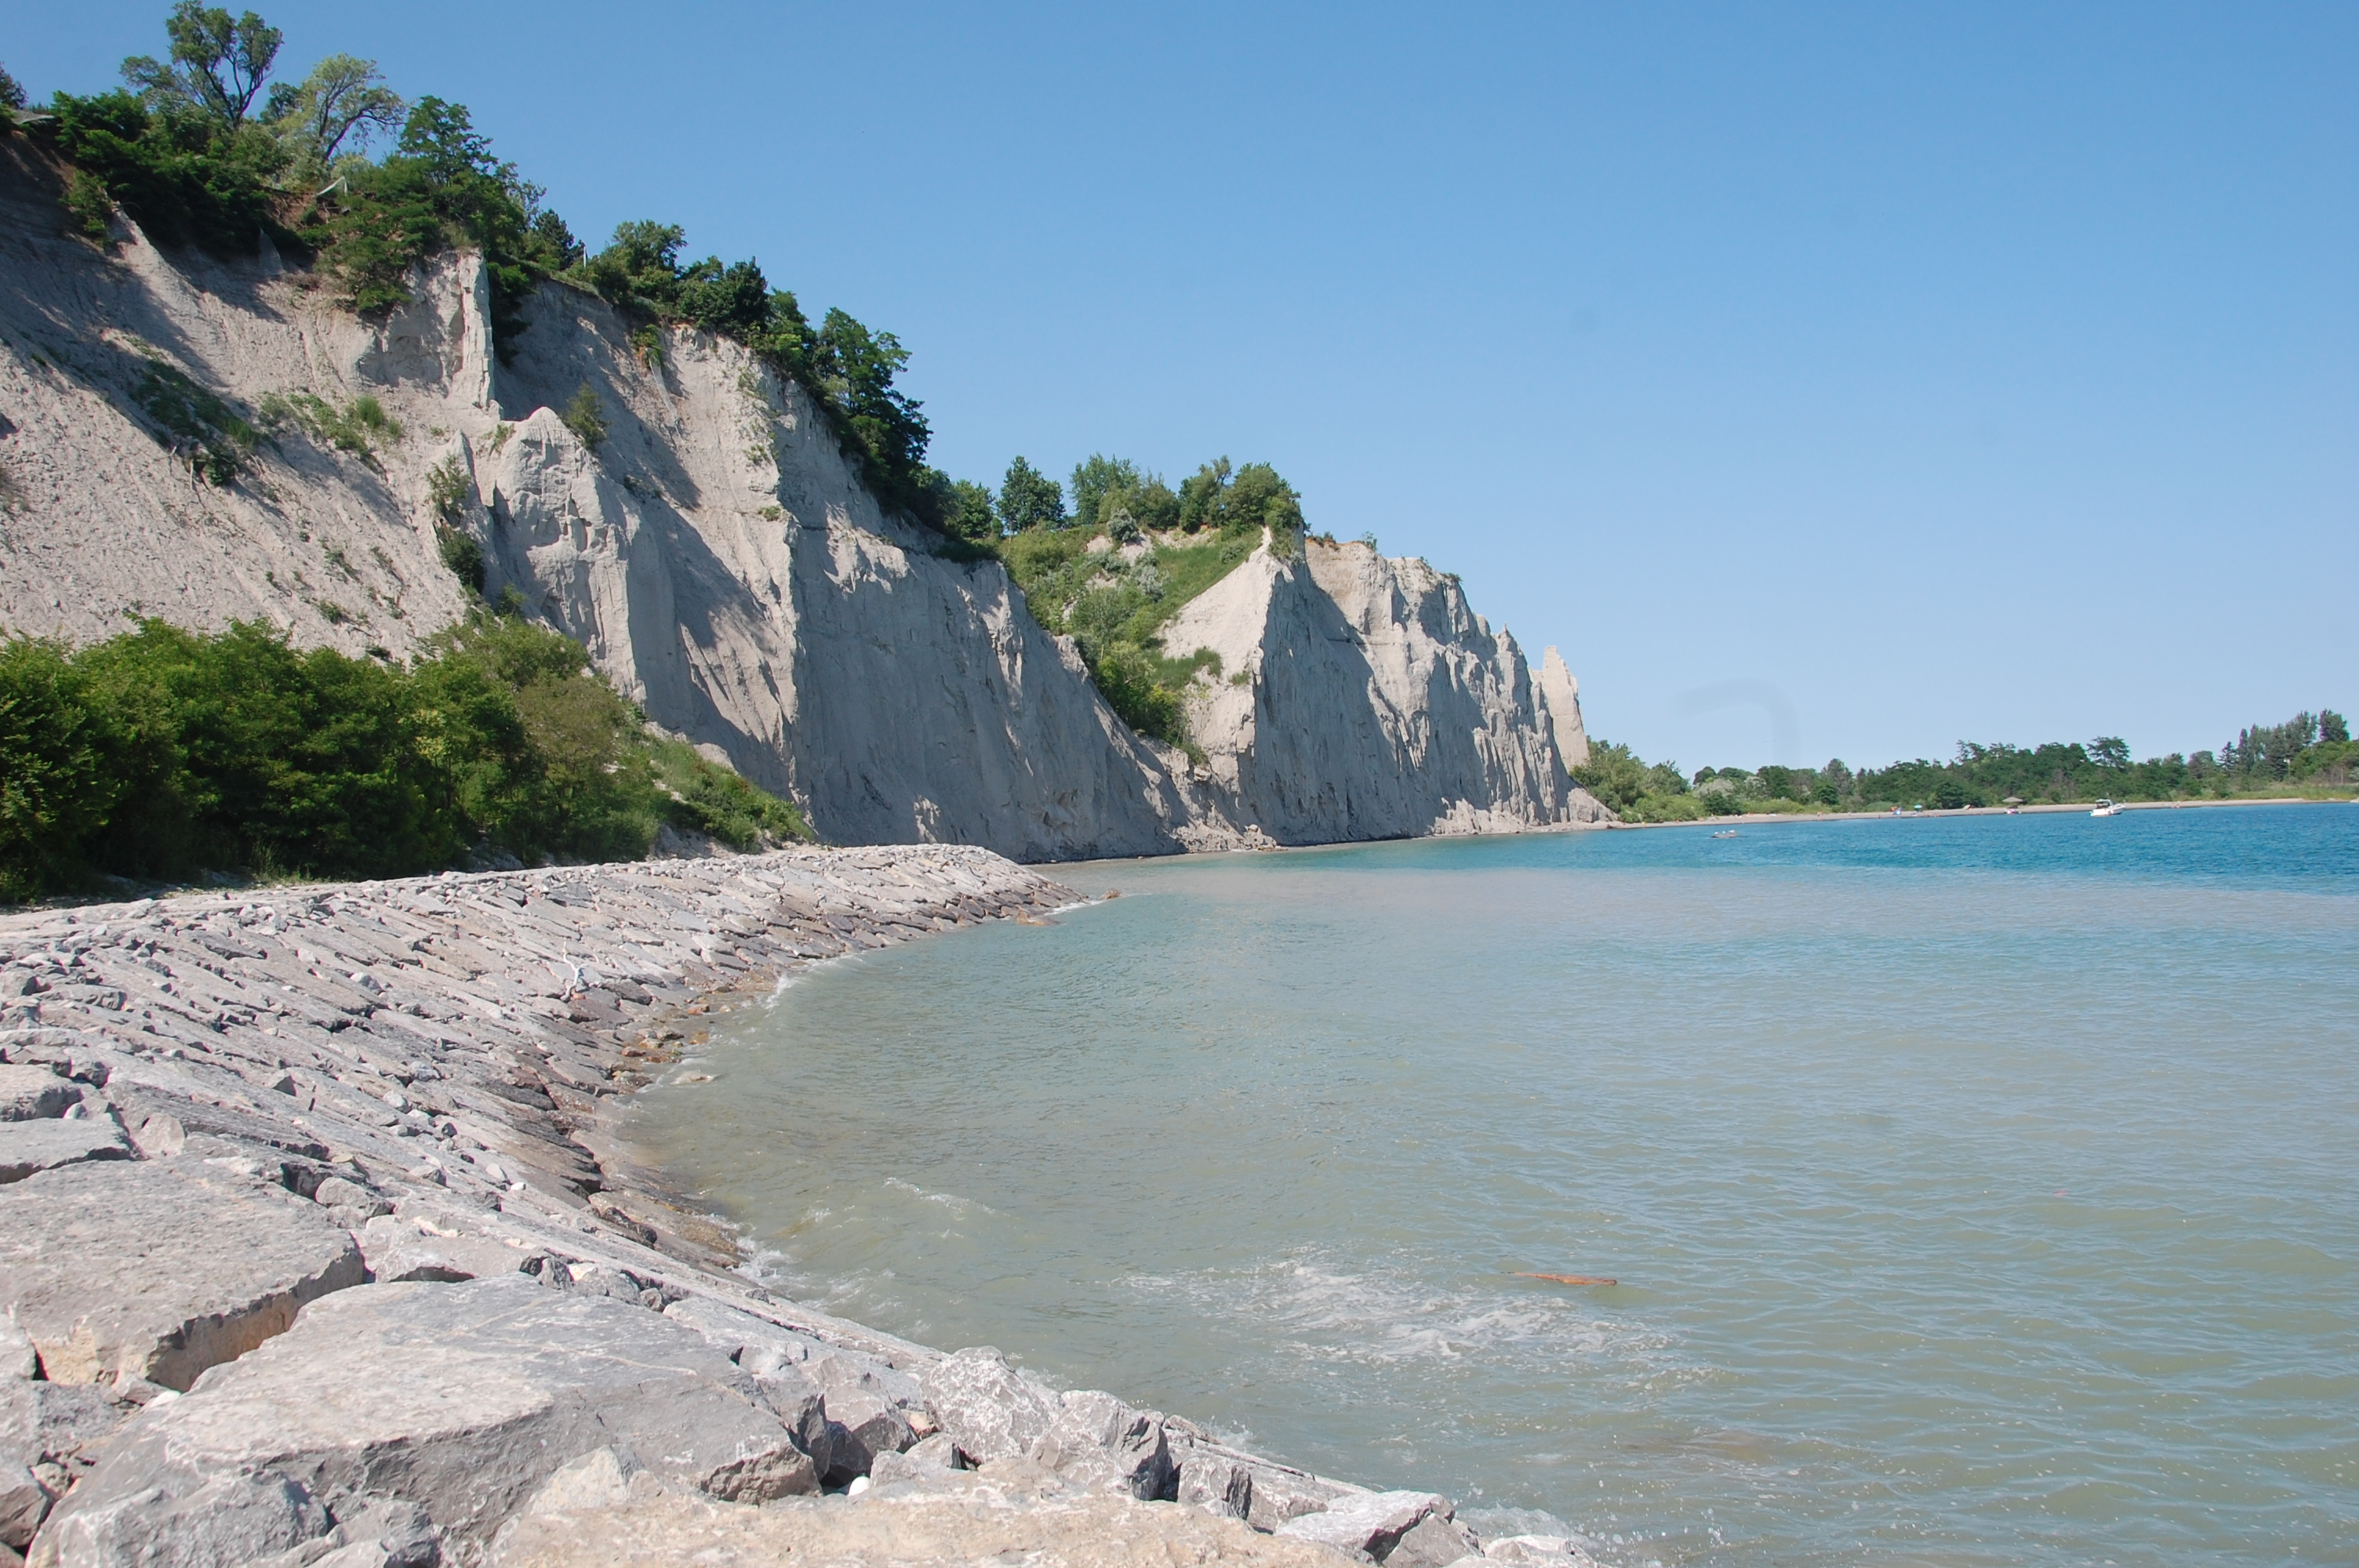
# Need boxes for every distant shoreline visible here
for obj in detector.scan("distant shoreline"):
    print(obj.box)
[1607,794,2354,829]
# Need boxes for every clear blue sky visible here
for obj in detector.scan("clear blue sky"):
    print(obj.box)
[12,2,2354,770]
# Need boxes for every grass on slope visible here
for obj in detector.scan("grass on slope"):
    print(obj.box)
[997,527,1263,751]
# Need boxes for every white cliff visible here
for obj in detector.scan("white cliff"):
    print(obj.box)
[1534,646,1590,769]
[1159,536,1606,840]
[0,138,1605,857]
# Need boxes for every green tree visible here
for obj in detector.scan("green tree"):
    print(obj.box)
[998,456,1066,532]
[1070,454,1140,532]
[579,220,687,314]
[1571,740,1652,815]
[947,479,998,543]
[121,2,282,124]
[1176,457,1301,535]
[260,53,402,180]
[0,641,129,902]
[0,65,27,112]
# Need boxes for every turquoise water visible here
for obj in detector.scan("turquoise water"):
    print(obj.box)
[636,806,2359,1566]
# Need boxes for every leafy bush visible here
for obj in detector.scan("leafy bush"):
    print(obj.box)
[64,171,117,239]
[48,88,290,253]
[945,479,998,545]
[0,616,810,902]
[434,524,484,591]
[1570,741,1653,815]
[560,383,606,449]
[423,455,471,517]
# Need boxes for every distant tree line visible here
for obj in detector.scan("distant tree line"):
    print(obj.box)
[1575,709,2352,822]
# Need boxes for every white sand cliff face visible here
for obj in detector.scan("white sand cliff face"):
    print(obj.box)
[1535,646,1590,770]
[1159,536,1607,839]
[0,141,1604,855]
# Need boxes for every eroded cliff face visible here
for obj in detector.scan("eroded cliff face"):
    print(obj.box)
[1158,536,1607,840]
[0,140,1603,857]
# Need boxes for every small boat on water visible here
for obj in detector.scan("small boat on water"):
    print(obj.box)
[1711,829,1738,838]
[2090,799,2124,818]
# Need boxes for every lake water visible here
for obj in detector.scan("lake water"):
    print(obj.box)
[634,805,2359,1566]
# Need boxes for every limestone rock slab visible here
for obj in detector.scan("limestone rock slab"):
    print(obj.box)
[918,1347,1058,1465]
[0,1119,129,1185]
[356,1213,537,1284]
[0,1066,78,1123]
[485,1465,1361,1568]
[1029,1388,1172,1501]
[0,1160,364,1388]
[35,1275,814,1566]
[1278,1491,1471,1566]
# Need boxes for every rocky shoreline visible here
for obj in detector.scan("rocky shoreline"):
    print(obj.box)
[0,847,1597,1568]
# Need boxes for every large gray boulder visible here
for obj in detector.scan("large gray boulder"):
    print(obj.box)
[31,1275,817,1568]
[482,1463,1363,1568]
[0,1065,79,1122]
[0,1160,364,1388]
[1027,1388,1173,1500]
[355,1212,540,1285]
[0,1119,131,1184]
[660,1296,927,1484]
[917,1347,1058,1465]
[1177,1450,1256,1519]
[1278,1490,1478,1567]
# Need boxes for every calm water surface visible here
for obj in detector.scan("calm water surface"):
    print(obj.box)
[634,806,2359,1566]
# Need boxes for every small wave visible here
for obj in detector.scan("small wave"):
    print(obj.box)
[1123,1249,1682,1371]
[881,1175,999,1216]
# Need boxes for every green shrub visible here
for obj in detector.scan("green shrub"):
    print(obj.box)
[0,615,810,902]
[260,390,400,466]
[132,361,256,485]
[423,455,471,517]
[434,524,484,591]
[649,740,809,850]
[1627,793,1707,823]
[63,171,117,241]
[0,641,130,902]
[48,89,290,255]
[1176,458,1302,537]
[561,383,607,449]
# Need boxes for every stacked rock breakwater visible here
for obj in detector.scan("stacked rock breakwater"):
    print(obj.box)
[0,847,1598,1568]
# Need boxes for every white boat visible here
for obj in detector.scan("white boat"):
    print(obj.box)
[2089,799,2123,818]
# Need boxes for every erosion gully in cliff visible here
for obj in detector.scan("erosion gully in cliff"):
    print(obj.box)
[0,848,1602,1568]
[0,138,1605,861]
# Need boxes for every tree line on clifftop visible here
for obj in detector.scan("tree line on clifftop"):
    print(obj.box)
[1,8,1327,753]
[1574,710,2355,822]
